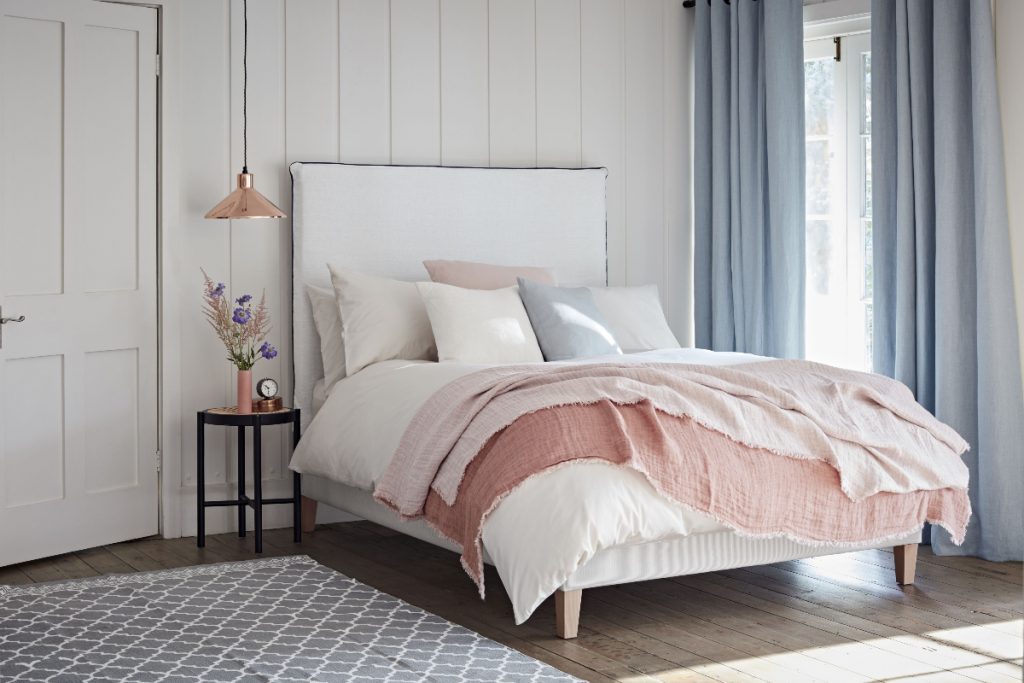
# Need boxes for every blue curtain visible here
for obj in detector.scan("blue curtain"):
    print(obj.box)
[873,0,1024,560]
[694,0,805,358]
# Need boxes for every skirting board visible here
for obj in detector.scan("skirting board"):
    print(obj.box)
[301,474,922,590]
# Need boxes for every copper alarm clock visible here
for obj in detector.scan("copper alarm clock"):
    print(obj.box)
[254,377,283,412]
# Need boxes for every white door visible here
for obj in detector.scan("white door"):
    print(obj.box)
[0,0,158,566]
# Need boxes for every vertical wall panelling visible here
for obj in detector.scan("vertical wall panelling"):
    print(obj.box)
[535,0,581,167]
[179,0,231,492]
[282,0,342,518]
[229,0,287,492]
[339,0,390,163]
[624,0,666,295]
[581,0,626,285]
[274,0,292,469]
[663,0,693,343]
[284,0,339,164]
[173,0,694,536]
[439,0,488,166]
[391,0,441,165]
[488,0,536,167]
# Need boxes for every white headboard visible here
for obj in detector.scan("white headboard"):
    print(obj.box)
[291,162,608,427]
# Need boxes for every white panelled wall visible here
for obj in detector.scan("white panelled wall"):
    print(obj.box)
[174,0,693,537]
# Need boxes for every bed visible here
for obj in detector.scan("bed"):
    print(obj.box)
[289,162,939,639]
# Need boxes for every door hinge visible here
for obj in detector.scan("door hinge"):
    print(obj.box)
[155,449,162,472]
[834,36,842,62]
[155,53,161,77]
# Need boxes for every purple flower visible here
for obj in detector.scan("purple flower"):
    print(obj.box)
[211,282,226,298]
[232,307,252,325]
[236,294,252,305]
[259,341,278,360]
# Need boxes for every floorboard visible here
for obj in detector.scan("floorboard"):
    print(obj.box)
[1,524,1020,683]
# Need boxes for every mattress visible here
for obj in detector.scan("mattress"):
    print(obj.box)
[303,474,921,594]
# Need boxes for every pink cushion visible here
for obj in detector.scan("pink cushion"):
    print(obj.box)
[423,259,556,290]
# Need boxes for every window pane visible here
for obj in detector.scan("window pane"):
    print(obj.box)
[861,50,873,369]
[805,218,848,366]
[807,140,831,215]
[864,302,874,368]
[862,135,872,216]
[805,58,835,136]
[863,218,873,300]
[807,219,837,296]
[861,52,871,135]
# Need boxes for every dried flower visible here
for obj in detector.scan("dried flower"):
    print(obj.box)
[201,269,273,371]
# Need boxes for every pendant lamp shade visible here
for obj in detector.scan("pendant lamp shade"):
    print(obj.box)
[205,172,286,219]
[206,0,286,220]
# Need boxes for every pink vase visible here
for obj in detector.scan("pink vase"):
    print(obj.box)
[237,369,253,414]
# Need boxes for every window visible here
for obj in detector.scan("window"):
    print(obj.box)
[803,33,872,371]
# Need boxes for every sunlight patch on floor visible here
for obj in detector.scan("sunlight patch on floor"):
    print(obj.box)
[923,619,1024,660]
[614,619,1024,683]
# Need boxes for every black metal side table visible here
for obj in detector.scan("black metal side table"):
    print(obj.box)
[197,406,301,553]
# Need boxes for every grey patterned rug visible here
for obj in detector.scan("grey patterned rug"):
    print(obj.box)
[0,555,581,682]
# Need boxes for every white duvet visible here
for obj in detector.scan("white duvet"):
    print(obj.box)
[291,348,762,622]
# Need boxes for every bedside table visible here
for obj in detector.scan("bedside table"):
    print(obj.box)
[196,406,302,553]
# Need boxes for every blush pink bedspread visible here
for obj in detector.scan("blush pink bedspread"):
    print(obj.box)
[425,401,970,593]
[373,360,971,594]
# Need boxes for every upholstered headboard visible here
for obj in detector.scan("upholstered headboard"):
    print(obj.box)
[290,162,608,428]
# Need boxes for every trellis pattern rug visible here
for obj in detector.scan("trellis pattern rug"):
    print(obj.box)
[0,555,581,682]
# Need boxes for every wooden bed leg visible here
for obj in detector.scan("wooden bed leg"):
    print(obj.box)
[555,589,581,639]
[301,496,318,534]
[894,543,918,585]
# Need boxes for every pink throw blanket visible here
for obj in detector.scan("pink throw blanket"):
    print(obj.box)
[374,360,971,593]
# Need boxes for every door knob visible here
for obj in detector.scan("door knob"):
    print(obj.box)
[0,307,25,350]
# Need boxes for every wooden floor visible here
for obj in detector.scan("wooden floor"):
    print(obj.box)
[2,523,1021,683]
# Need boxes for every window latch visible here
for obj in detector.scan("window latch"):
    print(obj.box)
[834,36,842,62]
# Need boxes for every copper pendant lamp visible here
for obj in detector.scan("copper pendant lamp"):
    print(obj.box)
[205,0,286,220]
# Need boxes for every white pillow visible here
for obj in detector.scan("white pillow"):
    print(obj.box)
[328,264,437,376]
[306,284,346,387]
[589,285,680,353]
[416,282,544,364]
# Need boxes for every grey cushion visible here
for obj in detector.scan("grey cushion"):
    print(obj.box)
[517,277,622,361]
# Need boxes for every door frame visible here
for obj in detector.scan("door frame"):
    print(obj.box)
[101,0,183,538]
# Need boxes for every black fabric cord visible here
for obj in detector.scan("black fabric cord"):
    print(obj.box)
[242,0,248,173]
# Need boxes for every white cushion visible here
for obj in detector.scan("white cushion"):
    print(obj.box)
[589,285,681,353]
[417,282,544,364]
[306,284,346,387]
[328,264,437,376]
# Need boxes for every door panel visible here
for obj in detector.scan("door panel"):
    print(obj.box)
[2,355,65,509]
[0,14,65,297]
[78,24,141,294]
[83,348,140,494]
[0,0,158,566]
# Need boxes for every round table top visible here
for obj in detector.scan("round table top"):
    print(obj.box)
[206,406,294,416]
[200,406,299,427]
